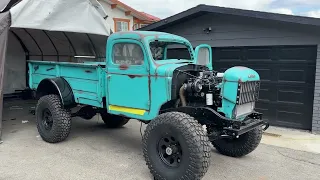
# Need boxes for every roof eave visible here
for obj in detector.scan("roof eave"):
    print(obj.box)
[139,4,320,31]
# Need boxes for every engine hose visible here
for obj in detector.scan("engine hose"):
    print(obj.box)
[179,85,187,107]
[207,107,238,121]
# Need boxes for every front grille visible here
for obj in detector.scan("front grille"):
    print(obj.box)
[237,81,260,105]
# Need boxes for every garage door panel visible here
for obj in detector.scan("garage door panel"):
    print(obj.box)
[216,62,315,85]
[257,84,273,101]
[253,67,273,81]
[275,104,310,129]
[276,86,311,105]
[255,102,274,122]
[256,100,311,129]
[277,65,315,85]
[257,84,313,105]
[277,45,317,62]
[246,47,273,61]
[213,47,242,61]
[213,45,316,130]
[278,69,305,83]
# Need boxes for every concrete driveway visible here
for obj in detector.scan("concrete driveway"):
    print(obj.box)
[0,103,319,180]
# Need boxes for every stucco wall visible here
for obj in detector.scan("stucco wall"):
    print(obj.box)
[99,0,134,32]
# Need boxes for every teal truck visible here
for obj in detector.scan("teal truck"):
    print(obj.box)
[28,31,269,180]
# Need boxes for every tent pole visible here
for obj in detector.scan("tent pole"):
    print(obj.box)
[24,29,43,61]
[43,30,59,62]
[10,30,30,90]
[0,15,11,142]
[63,32,76,60]
[86,33,98,58]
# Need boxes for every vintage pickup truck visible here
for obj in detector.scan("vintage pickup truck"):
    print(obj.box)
[28,31,268,180]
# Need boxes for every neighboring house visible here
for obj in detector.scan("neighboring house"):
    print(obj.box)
[98,0,160,32]
[140,5,320,134]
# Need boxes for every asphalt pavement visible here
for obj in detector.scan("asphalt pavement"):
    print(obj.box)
[1,113,319,180]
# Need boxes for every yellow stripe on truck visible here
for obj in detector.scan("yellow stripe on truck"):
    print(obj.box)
[109,105,146,115]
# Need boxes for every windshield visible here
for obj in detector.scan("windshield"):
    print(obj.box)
[149,41,192,61]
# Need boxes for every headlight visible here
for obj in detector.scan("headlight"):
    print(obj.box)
[235,102,255,118]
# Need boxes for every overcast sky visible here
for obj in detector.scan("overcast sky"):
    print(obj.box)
[123,0,320,19]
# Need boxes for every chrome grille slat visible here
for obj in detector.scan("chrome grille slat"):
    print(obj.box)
[237,81,260,105]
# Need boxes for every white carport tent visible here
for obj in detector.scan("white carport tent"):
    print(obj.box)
[0,0,112,140]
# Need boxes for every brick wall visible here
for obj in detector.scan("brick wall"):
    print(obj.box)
[312,45,320,134]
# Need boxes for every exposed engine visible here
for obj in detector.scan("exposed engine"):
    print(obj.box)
[179,69,223,108]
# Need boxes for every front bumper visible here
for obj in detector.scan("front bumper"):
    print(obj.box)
[221,112,269,136]
[161,106,269,137]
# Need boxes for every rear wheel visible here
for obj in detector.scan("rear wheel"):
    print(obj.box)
[100,112,130,128]
[211,126,263,157]
[142,112,211,180]
[36,94,72,143]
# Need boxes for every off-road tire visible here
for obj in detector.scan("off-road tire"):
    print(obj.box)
[142,112,211,180]
[100,112,130,128]
[212,126,263,157]
[36,94,72,143]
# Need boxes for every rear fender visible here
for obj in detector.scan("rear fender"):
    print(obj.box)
[37,78,76,108]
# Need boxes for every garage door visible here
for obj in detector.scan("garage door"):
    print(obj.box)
[212,45,317,130]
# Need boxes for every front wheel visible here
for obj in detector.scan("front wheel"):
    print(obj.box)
[212,126,263,157]
[142,112,211,180]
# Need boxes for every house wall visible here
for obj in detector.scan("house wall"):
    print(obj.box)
[98,0,134,32]
[313,45,320,133]
[158,13,320,47]
[157,13,320,134]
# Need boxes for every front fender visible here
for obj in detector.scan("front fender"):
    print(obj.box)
[37,77,75,107]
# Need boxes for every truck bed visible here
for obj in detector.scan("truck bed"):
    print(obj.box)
[28,60,106,108]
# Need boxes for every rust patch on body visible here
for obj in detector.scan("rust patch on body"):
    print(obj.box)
[154,72,159,80]
[128,74,143,79]
[46,67,54,71]
[34,65,39,72]
[148,76,152,105]
[119,64,129,70]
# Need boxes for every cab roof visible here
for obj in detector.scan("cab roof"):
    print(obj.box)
[108,31,190,43]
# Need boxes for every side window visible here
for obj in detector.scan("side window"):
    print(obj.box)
[112,43,144,65]
[166,44,191,60]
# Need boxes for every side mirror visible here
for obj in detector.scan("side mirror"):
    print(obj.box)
[194,44,212,70]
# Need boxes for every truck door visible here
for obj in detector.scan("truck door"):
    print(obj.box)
[195,44,213,70]
[106,39,150,117]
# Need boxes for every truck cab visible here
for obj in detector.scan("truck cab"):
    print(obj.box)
[105,31,213,121]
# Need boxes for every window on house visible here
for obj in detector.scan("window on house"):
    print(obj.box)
[112,43,144,65]
[133,24,139,30]
[114,18,130,32]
